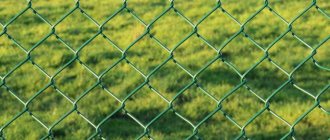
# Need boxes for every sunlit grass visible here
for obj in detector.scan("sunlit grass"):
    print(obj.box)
[0,0,329,139]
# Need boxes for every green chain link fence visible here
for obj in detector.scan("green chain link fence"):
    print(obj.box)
[0,0,329,139]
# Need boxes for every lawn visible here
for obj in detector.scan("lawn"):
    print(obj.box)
[0,0,329,139]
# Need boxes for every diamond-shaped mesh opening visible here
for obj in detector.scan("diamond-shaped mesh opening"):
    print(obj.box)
[174,0,216,23]
[0,87,24,127]
[221,34,264,73]
[244,8,287,48]
[54,61,97,99]
[99,111,144,139]
[101,61,145,100]
[197,59,241,100]
[149,61,192,100]
[313,40,330,68]
[221,87,264,125]
[128,0,168,23]
[245,60,288,99]
[30,35,74,75]
[268,34,311,72]
[197,111,242,139]
[103,9,145,49]
[292,6,330,47]
[52,113,95,139]
[268,84,315,124]
[6,62,49,102]
[80,0,123,23]
[0,36,26,76]
[221,0,265,22]
[126,36,168,75]
[294,108,330,139]
[148,111,192,139]
[78,35,122,75]
[244,111,290,139]
[174,35,217,74]
[32,0,75,23]
[150,9,192,50]
[268,0,312,21]
[198,8,240,49]
[77,86,121,124]
[28,87,72,126]
[6,10,50,50]
[55,10,99,50]
[292,59,330,96]
[0,0,26,24]
[125,86,168,125]
[172,85,217,125]
[2,113,48,139]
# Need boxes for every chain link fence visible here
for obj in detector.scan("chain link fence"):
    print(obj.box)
[0,0,329,139]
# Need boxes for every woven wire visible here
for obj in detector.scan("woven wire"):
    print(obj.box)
[0,0,329,139]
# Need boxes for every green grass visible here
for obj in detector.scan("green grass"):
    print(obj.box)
[0,0,329,139]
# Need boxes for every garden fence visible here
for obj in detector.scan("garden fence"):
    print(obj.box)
[0,0,329,139]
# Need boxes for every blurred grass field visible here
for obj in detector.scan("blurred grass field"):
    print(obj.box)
[0,0,329,139]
